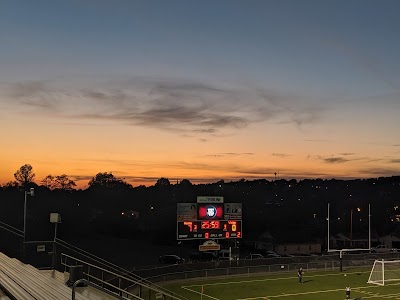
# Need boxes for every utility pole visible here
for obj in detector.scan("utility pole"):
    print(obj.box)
[350,209,353,247]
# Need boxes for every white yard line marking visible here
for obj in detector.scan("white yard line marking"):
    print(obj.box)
[181,285,220,300]
[361,292,400,299]
[182,271,363,288]
[235,282,400,299]
[237,287,351,299]
[181,272,400,300]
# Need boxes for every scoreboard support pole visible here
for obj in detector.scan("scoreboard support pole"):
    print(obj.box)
[178,241,182,257]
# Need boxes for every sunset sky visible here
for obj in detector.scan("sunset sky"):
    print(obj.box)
[1,0,400,189]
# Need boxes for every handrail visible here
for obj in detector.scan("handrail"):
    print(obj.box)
[61,253,136,283]
[71,278,144,300]
[0,221,23,237]
[57,239,185,298]
[62,253,187,300]
[24,240,53,244]
[56,238,128,274]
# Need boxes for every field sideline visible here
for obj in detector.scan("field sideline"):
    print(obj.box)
[162,268,400,300]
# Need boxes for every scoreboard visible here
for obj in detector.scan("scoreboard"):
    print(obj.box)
[177,220,242,240]
[177,199,242,240]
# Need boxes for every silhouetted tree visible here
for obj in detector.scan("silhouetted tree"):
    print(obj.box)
[3,181,19,189]
[41,175,56,189]
[55,174,76,191]
[14,164,35,188]
[88,172,131,189]
[42,174,76,190]
[155,177,170,186]
[179,179,192,188]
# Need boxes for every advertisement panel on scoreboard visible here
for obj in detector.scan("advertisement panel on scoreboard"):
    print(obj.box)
[177,203,197,221]
[224,203,242,220]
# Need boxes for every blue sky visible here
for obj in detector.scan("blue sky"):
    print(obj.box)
[1,0,399,187]
[3,0,399,89]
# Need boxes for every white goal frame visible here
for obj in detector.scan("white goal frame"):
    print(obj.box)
[368,259,400,286]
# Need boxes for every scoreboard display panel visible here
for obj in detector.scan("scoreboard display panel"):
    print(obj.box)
[177,220,242,240]
[177,201,242,240]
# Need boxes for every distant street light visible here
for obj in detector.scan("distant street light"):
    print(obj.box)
[23,188,34,242]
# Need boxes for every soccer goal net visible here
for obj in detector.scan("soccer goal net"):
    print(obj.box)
[368,259,400,286]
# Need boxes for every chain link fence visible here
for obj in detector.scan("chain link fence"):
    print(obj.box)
[132,252,400,283]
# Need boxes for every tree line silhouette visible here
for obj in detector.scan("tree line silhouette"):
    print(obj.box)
[2,164,400,248]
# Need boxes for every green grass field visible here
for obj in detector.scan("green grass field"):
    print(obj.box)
[163,268,400,300]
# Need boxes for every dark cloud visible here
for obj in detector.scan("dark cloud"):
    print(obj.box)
[307,154,370,164]
[133,106,247,130]
[365,158,385,163]
[358,167,400,177]
[8,81,55,109]
[70,175,94,182]
[313,154,400,165]
[204,153,254,158]
[149,82,225,97]
[272,153,291,158]
[193,129,217,134]
[80,88,127,106]
[290,112,321,127]
[256,89,324,127]
[9,81,47,98]
[323,157,349,164]
[3,77,326,135]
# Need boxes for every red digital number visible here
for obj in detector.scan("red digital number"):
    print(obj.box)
[210,221,220,229]
[201,221,220,229]
[205,232,209,239]
[201,221,210,229]
[226,232,230,238]
[184,221,193,232]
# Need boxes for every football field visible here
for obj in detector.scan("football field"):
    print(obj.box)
[163,268,400,300]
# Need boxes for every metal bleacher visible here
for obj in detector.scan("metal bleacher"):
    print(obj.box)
[0,289,11,300]
[55,238,187,300]
[0,252,91,300]
[0,219,187,300]
[0,249,187,300]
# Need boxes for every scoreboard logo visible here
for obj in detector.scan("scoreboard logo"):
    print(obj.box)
[198,204,223,220]
[206,206,217,217]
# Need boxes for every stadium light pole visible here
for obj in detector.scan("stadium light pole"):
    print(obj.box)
[369,203,371,250]
[23,188,34,242]
[350,208,353,247]
[327,203,330,251]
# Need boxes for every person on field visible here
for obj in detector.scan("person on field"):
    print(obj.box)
[297,267,304,284]
[346,286,351,299]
